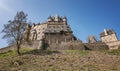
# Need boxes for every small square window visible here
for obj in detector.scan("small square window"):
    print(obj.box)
[48,26,51,28]
[53,26,55,28]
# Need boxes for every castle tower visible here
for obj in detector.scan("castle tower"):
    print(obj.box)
[100,29,118,43]
[27,15,75,48]
[24,24,31,41]
[63,16,67,24]
[100,29,120,50]
[88,36,97,43]
[54,15,60,22]
[31,23,35,29]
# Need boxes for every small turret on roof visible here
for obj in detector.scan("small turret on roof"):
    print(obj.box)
[54,14,60,22]
[48,16,53,22]
[63,16,67,22]
[63,16,67,19]
[47,15,67,23]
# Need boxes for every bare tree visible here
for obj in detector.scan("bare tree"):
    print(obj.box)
[2,11,28,55]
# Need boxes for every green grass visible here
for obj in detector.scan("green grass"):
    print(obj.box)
[106,49,120,55]
[20,48,33,53]
[0,48,33,58]
[99,49,120,56]
[0,50,16,58]
[0,48,60,58]
[65,50,90,56]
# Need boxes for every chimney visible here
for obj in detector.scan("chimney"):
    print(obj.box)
[104,29,108,35]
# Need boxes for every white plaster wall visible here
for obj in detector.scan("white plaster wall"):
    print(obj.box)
[101,34,118,43]
[106,41,120,49]
[30,24,47,40]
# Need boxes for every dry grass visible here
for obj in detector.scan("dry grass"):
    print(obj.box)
[0,49,120,71]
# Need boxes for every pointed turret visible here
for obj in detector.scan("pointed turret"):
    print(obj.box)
[63,16,67,24]
[54,15,60,22]
[63,16,67,21]
[48,16,53,22]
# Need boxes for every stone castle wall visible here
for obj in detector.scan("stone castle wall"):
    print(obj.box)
[30,23,47,41]
[106,41,120,49]
[100,29,119,49]
[45,33,74,44]
[0,45,16,53]
[101,34,118,43]
[47,41,108,50]
[25,15,75,46]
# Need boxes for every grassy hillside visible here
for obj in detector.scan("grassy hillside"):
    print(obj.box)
[0,48,120,71]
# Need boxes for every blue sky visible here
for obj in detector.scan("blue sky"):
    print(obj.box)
[0,0,120,48]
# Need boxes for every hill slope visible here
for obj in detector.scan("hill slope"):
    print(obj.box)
[0,49,120,71]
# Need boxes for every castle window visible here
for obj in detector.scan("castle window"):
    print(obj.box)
[49,40,51,44]
[57,26,59,28]
[48,30,50,32]
[67,26,69,28]
[54,30,56,32]
[53,26,55,28]
[48,26,51,28]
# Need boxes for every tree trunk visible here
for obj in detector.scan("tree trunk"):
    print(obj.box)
[16,42,21,55]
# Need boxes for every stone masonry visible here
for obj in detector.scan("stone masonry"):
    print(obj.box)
[24,15,76,49]
[100,29,120,49]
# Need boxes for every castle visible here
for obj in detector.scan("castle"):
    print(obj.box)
[100,29,120,49]
[1,15,120,53]
[24,15,76,49]
[24,15,120,50]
